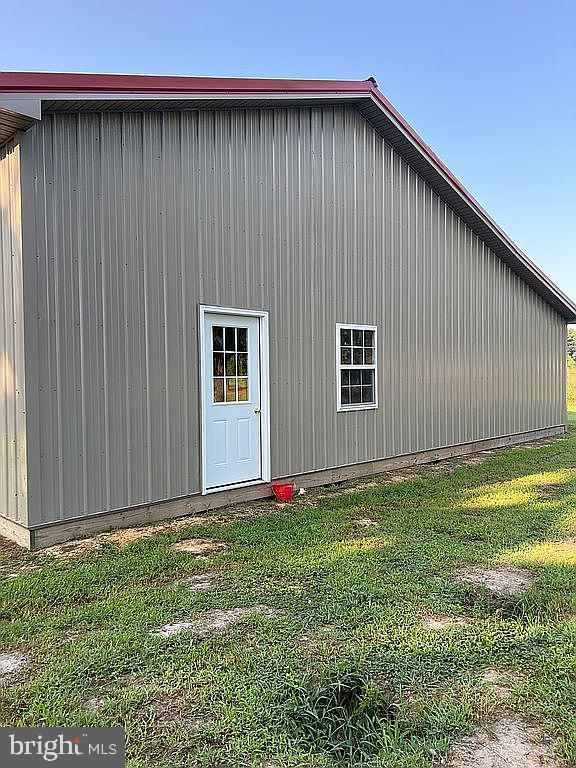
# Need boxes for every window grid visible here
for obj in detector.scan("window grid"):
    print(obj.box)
[336,324,377,411]
[212,325,249,403]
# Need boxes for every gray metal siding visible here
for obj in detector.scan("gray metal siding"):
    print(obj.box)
[20,107,566,526]
[0,138,28,524]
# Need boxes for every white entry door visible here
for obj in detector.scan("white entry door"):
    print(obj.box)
[202,311,264,491]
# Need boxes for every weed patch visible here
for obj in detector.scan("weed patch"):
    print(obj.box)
[286,667,400,763]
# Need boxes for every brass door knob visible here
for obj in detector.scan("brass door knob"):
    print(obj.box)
[254,408,261,414]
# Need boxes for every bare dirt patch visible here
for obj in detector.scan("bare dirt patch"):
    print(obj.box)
[420,614,474,630]
[0,536,25,559]
[0,563,45,580]
[0,651,28,684]
[354,517,379,528]
[40,519,194,559]
[41,539,105,559]
[104,521,191,546]
[480,668,523,701]
[150,605,275,639]
[83,697,104,712]
[151,692,211,731]
[456,565,534,596]
[171,538,229,556]
[24,505,275,561]
[522,438,563,450]
[343,481,379,493]
[179,572,219,591]
[449,714,562,767]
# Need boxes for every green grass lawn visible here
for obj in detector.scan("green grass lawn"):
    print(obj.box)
[1,418,576,767]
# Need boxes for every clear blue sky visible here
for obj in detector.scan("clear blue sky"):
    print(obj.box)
[3,0,575,305]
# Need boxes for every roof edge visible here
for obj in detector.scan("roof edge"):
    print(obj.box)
[0,71,573,321]
[0,71,376,95]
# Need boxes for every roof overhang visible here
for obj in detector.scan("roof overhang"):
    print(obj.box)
[1,71,574,322]
[0,96,41,145]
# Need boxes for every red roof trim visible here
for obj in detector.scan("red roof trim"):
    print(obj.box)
[0,71,375,95]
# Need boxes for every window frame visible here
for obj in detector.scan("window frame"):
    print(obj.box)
[335,322,378,412]
[211,324,251,405]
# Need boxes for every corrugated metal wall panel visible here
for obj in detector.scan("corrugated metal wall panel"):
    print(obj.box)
[0,139,28,524]
[21,107,566,525]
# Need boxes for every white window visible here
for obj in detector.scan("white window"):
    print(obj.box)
[336,323,378,411]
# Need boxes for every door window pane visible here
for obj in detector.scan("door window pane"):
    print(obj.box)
[212,326,224,351]
[213,353,224,377]
[237,378,248,401]
[237,353,248,376]
[213,378,224,403]
[225,327,236,350]
[212,323,250,404]
[237,328,248,352]
[225,353,236,376]
[225,378,237,402]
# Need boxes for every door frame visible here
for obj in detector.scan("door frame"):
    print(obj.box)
[199,304,271,495]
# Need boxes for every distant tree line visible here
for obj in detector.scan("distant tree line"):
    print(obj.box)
[569,327,576,363]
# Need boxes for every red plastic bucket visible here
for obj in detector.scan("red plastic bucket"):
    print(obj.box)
[271,482,295,501]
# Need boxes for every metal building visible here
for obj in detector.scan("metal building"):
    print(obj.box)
[1,72,575,548]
